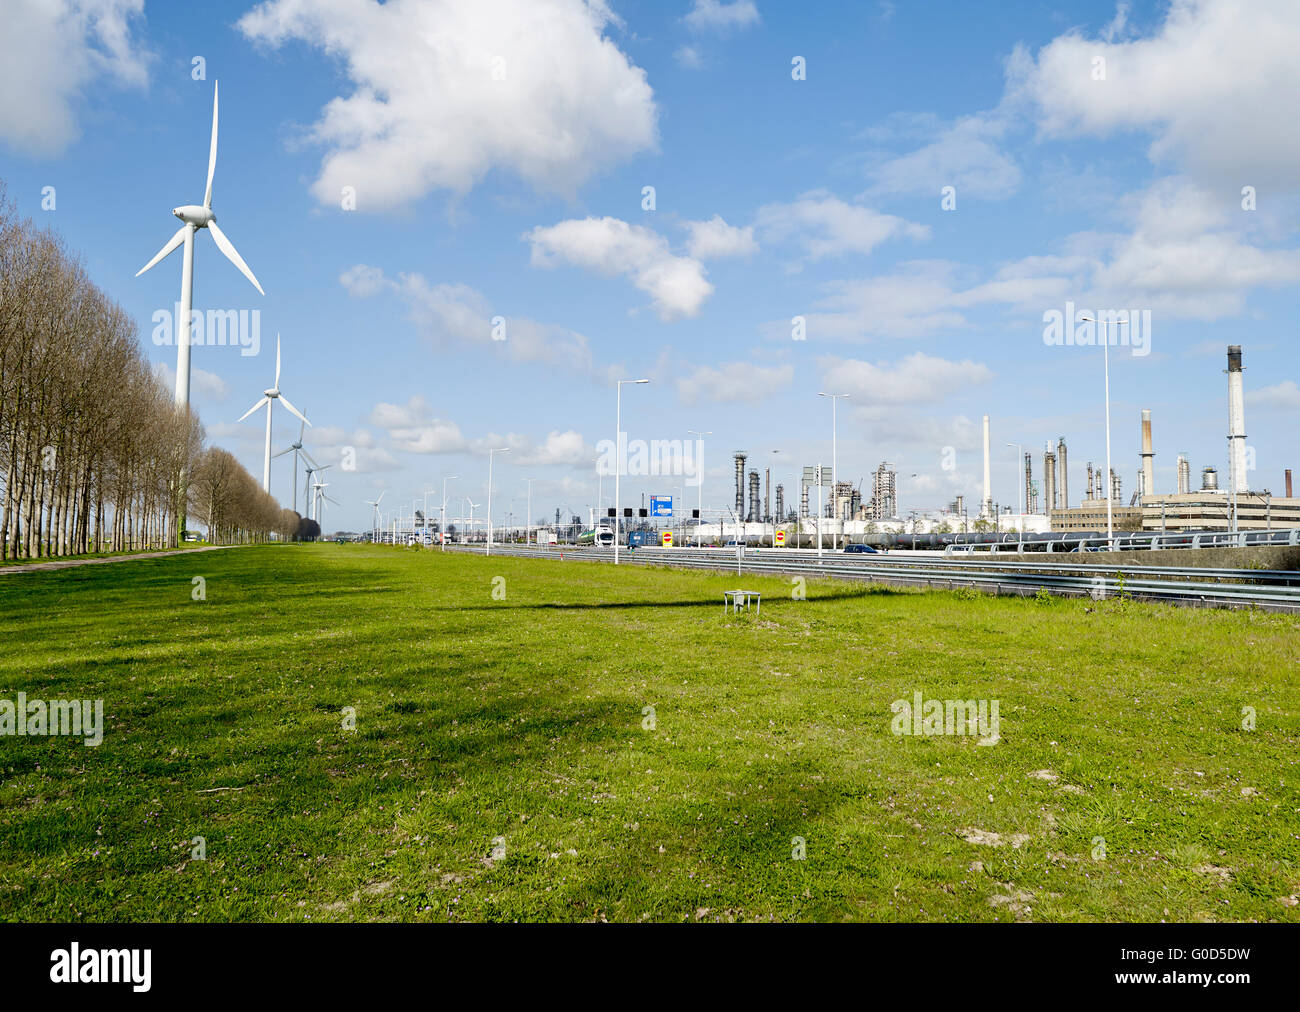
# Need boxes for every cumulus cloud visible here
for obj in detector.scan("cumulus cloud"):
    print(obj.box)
[755,190,929,262]
[0,0,149,156]
[683,215,758,259]
[1009,0,1300,190]
[675,361,793,404]
[684,0,760,32]
[863,112,1021,200]
[152,362,229,401]
[368,397,468,454]
[1249,380,1300,410]
[238,0,657,210]
[341,264,618,379]
[822,352,994,405]
[525,216,714,320]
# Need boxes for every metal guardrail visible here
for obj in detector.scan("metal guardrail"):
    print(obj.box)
[445,544,1300,613]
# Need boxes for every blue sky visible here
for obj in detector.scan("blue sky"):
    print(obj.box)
[3,0,1298,530]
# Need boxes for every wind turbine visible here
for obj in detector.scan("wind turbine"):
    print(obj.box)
[273,421,315,514]
[364,491,386,542]
[237,335,310,492]
[314,481,340,529]
[464,497,480,542]
[137,80,264,410]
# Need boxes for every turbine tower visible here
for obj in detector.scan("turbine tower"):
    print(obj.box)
[237,335,311,493]
[137,80,265,410]
[272,421,316,514]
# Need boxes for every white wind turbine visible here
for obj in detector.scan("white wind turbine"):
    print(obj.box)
[137,80,264,410]
[272,421,316,514]
[314,481,340,529]
[237,335,310,492]
[364,491,386,542]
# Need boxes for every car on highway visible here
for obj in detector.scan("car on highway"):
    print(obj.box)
[843,544,879,553]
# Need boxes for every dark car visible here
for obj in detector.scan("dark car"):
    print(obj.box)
[843,544,879,553]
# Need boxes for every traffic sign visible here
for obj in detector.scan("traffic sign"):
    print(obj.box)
[650,495,672,517]
[662,531,673,547]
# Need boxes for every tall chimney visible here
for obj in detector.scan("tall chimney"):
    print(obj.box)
[1141,409,1154,500]
[764,468,771,523]
[734,452,747,519]
[1086,461,1095,500]
[1057,437,1068,509]
[1044,442,1056,514]
[981,415,992,516]
[748,470,760,522]
[1023,452,1033,516]
[1287,469,1293,498]
[1227,346,1247,494]
[1177,453,1190,494]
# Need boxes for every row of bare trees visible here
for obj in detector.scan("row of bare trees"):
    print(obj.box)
[0,182,296,559]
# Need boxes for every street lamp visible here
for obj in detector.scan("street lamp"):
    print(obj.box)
[1004,442,1023,530]
[1080,315,1127,546]
[614,378,650,565]
[687,429,710,549]
[439,476,457,551]
[769,448,781,547]
[486,447,510,556]
[818,392,850,548]
[524,477,537,548]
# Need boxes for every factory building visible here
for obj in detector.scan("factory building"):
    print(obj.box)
[869,462,897,520]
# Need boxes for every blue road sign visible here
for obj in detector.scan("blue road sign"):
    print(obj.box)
[650,495,673,517]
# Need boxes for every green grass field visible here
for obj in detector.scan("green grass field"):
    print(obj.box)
[1,544,1297,922]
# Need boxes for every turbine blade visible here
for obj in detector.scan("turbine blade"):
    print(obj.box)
[275,334,281,389]
[298,420,305,442]
[207,220,264,295]
[136,224,188,277]
[300,448,320,470]
[204,81,218,209]
[375,491,386,506]
[237,396,269,422]
[278,393,310,427]
[272,446,295,458]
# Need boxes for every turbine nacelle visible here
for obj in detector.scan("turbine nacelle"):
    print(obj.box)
[173,205,214,228]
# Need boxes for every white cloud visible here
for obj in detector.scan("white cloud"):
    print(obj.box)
[683,215,758,259]
[525,217,714,320]
[676,361,793,404]
[341,264,617,378]
[0,0,149,156]
[152,362,229,401]
[674,45,704,69]
[755,190,929,261]
[1249,380,1300,410]
[1009,0,1300,189]
[518,430,590,466]
[238,0,657,210]
[822,352,994,405]
[368,397,468,455]
[685,0,760,32]
[864,113,1021,200]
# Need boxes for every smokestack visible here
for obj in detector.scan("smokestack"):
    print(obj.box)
[764,468,771,523]
[1057,437,1068,509]
[1227,346,1247,494]
[1140,409,1154,501]
[1287,470,1293,498]
[748,470,760,522]
[982,414,991,516]
[800,479,809,518]
[1110,469,1121,503]
[734,452,746,519]
[1177,453,1190,494]
[1086,461,1095,500]
[775,484,785,520]
[1044,442,1056,513]
[1024,452,1032,516]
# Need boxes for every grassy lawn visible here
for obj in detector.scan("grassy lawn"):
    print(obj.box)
[1,543,1297,922]
[0,542,213,567]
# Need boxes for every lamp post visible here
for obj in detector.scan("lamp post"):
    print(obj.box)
[1080,315,1127,546]
[1004,442,1023,531]
[614,378,650,565]
[687,429,710,549]
[486,447,510,556]
[818,392,850,548]
[524,477,536,548]
[440,476,457,551]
